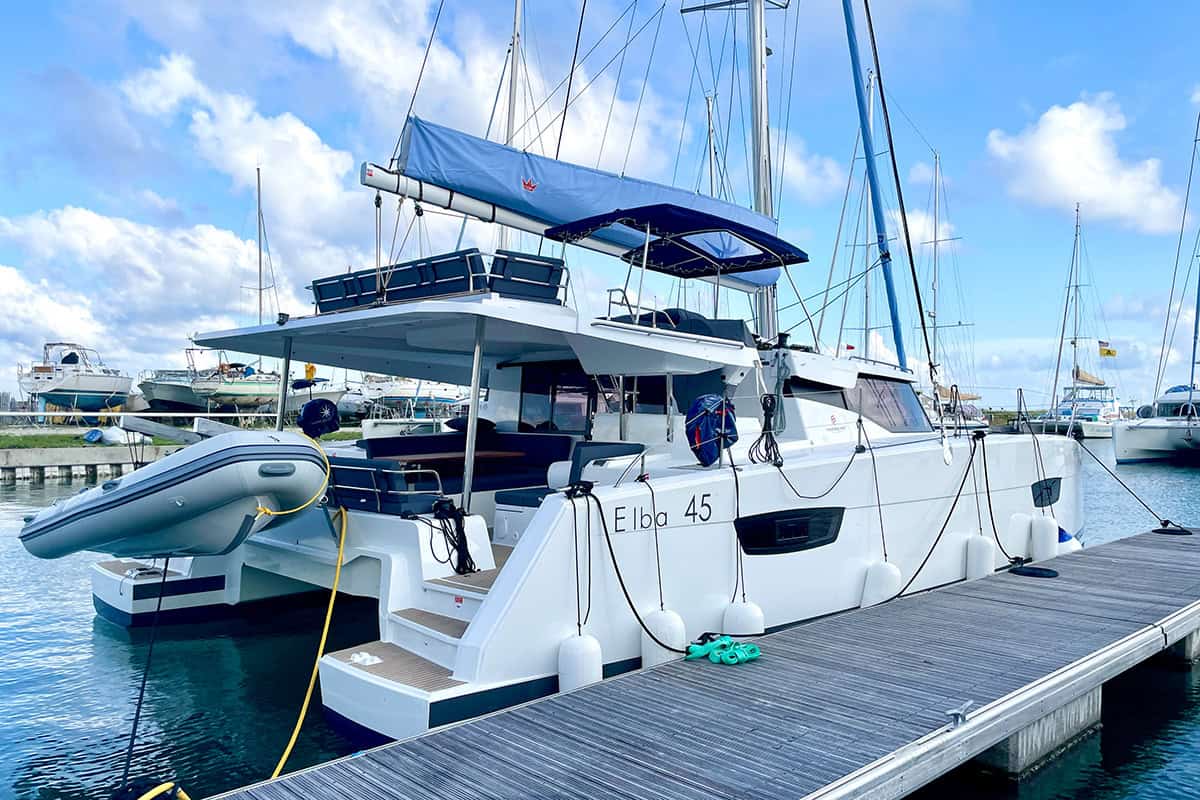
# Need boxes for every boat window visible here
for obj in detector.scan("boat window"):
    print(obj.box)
[735,507,844,555]
[519,362,590,434]
[784,377,848,409]
[845,376,931,433]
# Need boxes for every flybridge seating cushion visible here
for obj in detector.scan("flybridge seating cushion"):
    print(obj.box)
[489,250,566,304]
[309,249,487,313]
[611,307,754,346]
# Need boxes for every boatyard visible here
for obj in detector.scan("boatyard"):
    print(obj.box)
[5,1,1200,800]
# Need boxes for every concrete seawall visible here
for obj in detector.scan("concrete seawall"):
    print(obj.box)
[0,445,181,483]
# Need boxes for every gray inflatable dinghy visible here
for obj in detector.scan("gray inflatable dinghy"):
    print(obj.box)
[20,431,328,559]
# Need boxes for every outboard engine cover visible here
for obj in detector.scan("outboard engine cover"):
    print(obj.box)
[298,398,340,438]
[685,395,737,467]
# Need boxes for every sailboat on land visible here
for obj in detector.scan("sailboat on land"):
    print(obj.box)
[21,0,1081,744]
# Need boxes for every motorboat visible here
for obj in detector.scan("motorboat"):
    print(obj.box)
[1034,376,1120,439]
[20,430,326,560]
[1114,385,1200,463]
[17,342,132,411]
[139,368,206,412]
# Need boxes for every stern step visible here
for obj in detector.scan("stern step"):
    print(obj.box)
[327,640,463,691]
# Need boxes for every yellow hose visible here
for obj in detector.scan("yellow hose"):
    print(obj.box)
[134,783,191,800]
[271,506,348,778]
[255,432,332,520]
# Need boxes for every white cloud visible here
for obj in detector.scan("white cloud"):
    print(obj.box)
[0,265,105,366]
[888,208,954,250]
[779,135,844,203]
[1192,85,1200,105]
[986,93,1181,234]
[908,161,934,184]
[121,52,209,116]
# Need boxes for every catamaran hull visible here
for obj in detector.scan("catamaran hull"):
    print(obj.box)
[1113,421,1200,463]
[19,431,327,559]
[309,432,1082,742]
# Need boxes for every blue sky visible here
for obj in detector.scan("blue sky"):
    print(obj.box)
[2,0,1199,407]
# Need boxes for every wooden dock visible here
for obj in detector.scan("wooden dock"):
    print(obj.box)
[217,530,1200,800]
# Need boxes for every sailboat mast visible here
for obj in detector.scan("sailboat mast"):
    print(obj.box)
[1071,203,1080,385]
[931,152,939,366]
[1189,249,1200,411]
[499,0,522,253]
[862,69,876,358]
[257,166,263,327]
[748,0,778,341]
[840,0,908,370]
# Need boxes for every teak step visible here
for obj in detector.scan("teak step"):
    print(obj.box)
[392,608,469,639]
[428,567,501,594]
[327,641,463,692]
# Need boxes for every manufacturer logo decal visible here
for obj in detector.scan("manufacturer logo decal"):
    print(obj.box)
[521,177,538,192]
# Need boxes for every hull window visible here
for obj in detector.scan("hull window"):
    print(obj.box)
[735,507,844,555]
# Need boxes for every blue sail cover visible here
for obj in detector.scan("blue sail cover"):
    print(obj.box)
[397,117,782,287]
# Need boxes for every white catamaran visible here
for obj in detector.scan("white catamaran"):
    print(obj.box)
[20,0,1082,745]
[1114,110,1200,462]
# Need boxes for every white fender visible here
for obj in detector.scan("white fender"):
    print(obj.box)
[641,608,686,667]
[1030,515,1059,562]
[1007,512,1032,559]
[860,561,902,607]
[558,633,602,692]
[722,600,764,636]
[965,535,996,580]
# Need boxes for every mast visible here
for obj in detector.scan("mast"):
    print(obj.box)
[256,166,263,327]
[931,152,939,366]
[861,69,876,358]
[499,0,522,253]
[1189,250,1200,414]
[1071,203,1081,387]
[748,0,778,341]
[840,0,907,369]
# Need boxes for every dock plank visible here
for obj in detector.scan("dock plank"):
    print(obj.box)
[217,530,1200,800]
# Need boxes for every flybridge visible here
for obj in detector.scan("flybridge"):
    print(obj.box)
[359,116,784,290]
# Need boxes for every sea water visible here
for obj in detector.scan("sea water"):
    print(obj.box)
[0,443,1197,799]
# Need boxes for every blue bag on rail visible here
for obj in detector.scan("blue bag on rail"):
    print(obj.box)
[685,395,737,467]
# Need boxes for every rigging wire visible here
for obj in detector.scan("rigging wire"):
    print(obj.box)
[454,45,511,249]
[862,0,935,382]
[527,4,665,153]
[622,1,666,175]
[816,128,865,341]
[598,0,639,168]
[1154,109,1200,397]
[671,13,702,185]
[510,0,642,145]
[555,0,589,161]
[773,0,804,210]
[388,0,446,167]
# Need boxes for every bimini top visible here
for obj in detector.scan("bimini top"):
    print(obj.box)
[543,203,809,279]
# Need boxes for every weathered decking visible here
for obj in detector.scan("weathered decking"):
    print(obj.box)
[217,531,1200,800]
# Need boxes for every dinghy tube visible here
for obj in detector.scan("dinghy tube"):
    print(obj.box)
[19,431,327,559]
